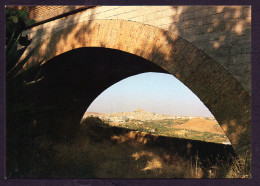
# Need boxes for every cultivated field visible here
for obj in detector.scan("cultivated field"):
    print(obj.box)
[84,109,230,144]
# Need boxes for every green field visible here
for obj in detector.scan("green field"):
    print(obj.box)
[106,118,229,144]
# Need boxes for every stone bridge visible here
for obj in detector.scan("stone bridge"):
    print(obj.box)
[16,6,251,155]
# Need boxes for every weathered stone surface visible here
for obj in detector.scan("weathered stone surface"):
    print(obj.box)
[19,18,251,156]
[22,6,251,92]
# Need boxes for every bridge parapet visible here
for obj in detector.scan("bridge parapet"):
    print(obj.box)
[21,5,251,93]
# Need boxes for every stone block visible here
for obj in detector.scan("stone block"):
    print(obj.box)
[182,8,217,21]
[160,16,178,26]
[117,10,138,19]
[140,6,162,13]
[175,20,194,29]
[105,9,118,18]
[129,16,144,23]
[160,6,175,12]
[144,11,167,22]
[92,12,107,19]
[106,15,118,19]
[94,6,120,14]
[232,54,251,64]
[145,19,162,27]
[243,6,251,17]
[117,6,141,14]
[240,45,251,54]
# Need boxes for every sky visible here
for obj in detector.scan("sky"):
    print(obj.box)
[86,72,214,117]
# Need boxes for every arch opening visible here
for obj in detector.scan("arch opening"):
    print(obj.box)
[21,20,251,156]
[8,45,246,178]
[34,47,237,147]
[35,47,237,178]
[83,72,231,145]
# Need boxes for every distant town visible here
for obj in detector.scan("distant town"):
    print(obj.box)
[83,109,230,144]
[84,108,216,122]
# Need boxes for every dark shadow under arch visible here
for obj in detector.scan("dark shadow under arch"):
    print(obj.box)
[32,47,168,140]
[30,46,232,150]
[20,19,251,156]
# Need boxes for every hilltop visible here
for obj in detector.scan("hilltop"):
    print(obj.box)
[83,109,215,122]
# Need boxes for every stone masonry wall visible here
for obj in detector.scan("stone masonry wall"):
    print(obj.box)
[15,6,251,155]
[22,6,251,93]
[18,19,251,155]
[11,6,86,22]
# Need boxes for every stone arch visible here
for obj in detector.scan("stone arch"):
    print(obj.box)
[20,20,251,155]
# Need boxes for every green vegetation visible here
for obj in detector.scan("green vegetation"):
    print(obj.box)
[5,8,45,178]
[5,7,75,178]
[111,118,228,143]
[43,117,249,178]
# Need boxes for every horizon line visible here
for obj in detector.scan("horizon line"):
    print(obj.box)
[85,108,216,118]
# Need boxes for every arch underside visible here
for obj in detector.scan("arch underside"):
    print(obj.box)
[21,20,251,155]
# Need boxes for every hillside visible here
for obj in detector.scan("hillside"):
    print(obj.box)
[84,108,214,121]
[172,118,225,134]
[62,116,237,178]
[83,109,230,144]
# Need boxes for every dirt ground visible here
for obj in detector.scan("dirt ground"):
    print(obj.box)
[172,118,225,134]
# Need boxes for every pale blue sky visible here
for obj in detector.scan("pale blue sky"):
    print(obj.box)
[86,72,214,117]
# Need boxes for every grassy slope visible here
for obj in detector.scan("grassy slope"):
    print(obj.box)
[47,117,248,178]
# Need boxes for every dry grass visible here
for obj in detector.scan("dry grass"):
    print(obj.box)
[52,136,250,178]
[226,152,251,178]
[48,117,250,178]
[173,118,224,134]
[65,137,190,178]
